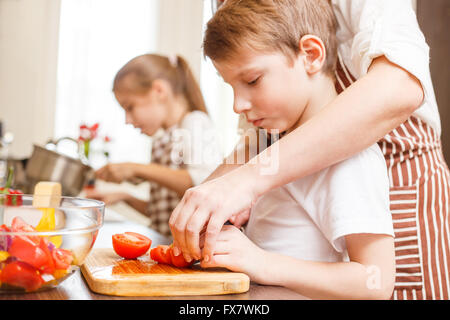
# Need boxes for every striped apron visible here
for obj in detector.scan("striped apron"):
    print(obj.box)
[335,54,450,300]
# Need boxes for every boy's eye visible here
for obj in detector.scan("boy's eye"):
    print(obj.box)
[247,76,260,86]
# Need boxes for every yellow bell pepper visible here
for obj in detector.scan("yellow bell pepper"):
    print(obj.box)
[0,250,9,262]
[36,208,62,248]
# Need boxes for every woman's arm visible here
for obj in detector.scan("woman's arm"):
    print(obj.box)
[203,121,269,183]
[202,226,396,300]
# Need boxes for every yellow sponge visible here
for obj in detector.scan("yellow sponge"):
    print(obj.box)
[32,182,62,208]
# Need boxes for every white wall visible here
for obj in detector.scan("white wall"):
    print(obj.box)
[0,0,61,159]
[0,0,205,161]
[156,0,204,82]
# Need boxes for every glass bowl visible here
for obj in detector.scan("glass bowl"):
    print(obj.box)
[0,194,104,293]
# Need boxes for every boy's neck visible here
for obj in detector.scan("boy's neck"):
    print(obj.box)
[287,73,338,133]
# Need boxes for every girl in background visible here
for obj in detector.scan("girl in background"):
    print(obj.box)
[88,53,222,237]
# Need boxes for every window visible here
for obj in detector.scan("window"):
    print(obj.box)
[200,2,239,158]
[54,0,159,168]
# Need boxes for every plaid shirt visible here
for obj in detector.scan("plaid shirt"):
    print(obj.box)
[146,126,185,237]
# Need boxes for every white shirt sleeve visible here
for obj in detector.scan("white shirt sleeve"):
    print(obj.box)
[179,111,223,186]
[332,0,441,134]
[286,144,394,253]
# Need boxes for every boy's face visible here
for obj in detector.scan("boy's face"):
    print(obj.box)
[213,48,312,133]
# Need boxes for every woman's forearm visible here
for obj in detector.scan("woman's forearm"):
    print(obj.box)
[133,163,193,197]
[260,252,393,300]
[244,55,424,197]
[203,163,242,182]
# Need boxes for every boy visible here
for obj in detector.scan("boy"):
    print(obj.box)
[200,0,395,299]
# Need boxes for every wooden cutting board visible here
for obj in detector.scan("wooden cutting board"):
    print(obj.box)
[81,248,250,297]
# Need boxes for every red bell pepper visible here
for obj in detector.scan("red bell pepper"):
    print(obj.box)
[0,167,23,206]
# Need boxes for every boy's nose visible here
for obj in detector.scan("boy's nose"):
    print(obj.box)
[125,113,134,125]
[233,96,252,114]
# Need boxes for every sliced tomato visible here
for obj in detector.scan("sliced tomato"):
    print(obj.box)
[112,232,152,259]
[150,245,172,264]
[38,238,55,274]
[51,248,73,270]
[0,224,11,232]
[0,261,44,292]
[8,235,49,270]
[0,224,12,251]
[169,247,194,268]
[11,217,40,244]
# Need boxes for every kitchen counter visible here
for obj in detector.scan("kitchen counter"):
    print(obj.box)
[0,220,308,300]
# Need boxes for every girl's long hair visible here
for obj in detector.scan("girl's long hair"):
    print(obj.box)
[113,54,208,114]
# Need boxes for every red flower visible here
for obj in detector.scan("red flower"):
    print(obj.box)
[78,123,100,142]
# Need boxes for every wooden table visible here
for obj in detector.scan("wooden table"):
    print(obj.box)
[0,221,308,300]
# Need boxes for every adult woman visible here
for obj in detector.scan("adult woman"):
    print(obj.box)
[170,0,449,299]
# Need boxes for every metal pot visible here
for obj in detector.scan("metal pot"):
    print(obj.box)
[25,137,95,196]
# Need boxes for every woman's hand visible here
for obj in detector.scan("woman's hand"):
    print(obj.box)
[84,190,130,206]
[95,163,136,183]
[200,225,268,283]
[169,166,260,263]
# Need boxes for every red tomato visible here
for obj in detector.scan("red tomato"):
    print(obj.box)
[0,188,23,206]
[0,224,11,232]
[11,216,35,233]
[51,248,73,270]
[150,245,172,264]
[11,217,40,244]
[8,236,49,270]
[0,261,44,292]
[169,247,194,268]
[38,238,55,274]
[112,232,152,259]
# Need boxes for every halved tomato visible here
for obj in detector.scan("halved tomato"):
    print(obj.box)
[169,246,194,268]
[150,245,172,264]
[11,216,40,244]
[52,248,73,270]
[0,261,44,292]
[38,238,55,274]
[112,232,152,259]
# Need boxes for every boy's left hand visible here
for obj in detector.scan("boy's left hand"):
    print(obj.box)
[200,225,268,282]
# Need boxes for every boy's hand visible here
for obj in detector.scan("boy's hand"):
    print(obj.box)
[199,225,268,282]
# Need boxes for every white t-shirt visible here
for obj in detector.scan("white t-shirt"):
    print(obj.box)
[175,110,223,185]
[244,143,394,262]
[239,0,442,136]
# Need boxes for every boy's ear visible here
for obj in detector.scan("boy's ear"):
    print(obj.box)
[298,35,326,75]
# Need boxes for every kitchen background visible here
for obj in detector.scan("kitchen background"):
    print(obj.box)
[0,0,448,223]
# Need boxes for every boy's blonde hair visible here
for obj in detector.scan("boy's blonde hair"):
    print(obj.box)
[113,54,207,113]
[203,0,338,76]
